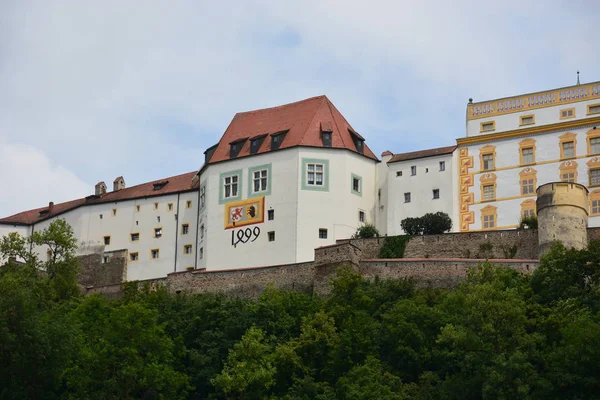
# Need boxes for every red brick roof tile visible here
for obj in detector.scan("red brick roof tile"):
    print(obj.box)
[208,95,378,163]
[0,171,198,226]
[387,145,456,164]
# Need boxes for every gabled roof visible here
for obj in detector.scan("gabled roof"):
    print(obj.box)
[387,145,457,164]
[207,95,378,163]
[0,171,198,226]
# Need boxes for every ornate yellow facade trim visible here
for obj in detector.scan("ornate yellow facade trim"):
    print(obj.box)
[520,199,536,218]
[480,205,498,230]
[590,190,600,216]
[457,116,600,146]
[519,167,537,196]
[559,160,578,182]
[519,138,536,166]
[479,145,496,171]
[559,132,577,160]
[467,81,600,120]
[586,128,600,156]
[480,172,497,203]
[458,148,475,231]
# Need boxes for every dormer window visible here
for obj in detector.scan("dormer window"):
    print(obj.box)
[229,138,247,158]
[204,144,217,164]
[230,143,238,157]
[270,130,288,151]
[153,180,168,191]
[249,134,267,155]
[355,139,364,154]
[322,132,332,147]
[348,128,365,154]
[321,122,333,147]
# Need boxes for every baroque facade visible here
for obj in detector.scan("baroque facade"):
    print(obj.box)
[2,80,600,281]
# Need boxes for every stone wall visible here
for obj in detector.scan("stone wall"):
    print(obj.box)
[77,249,127,287]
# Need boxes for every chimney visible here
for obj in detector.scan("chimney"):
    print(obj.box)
[48,202,54,214]
[113,176,126,191]
[95,181,107,196]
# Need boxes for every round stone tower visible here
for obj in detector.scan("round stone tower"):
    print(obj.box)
[536,182,589,258]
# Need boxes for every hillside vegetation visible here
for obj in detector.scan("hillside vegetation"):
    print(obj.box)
[2,220,600,399]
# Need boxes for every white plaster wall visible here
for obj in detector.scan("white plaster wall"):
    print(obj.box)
[385,153,454,235]
[467,97,600,137]
[295,149,377,262]
[0,224,30,264]
[200,149,301,270]
[376,154,392,235]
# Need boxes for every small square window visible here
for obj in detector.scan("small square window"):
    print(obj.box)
[112,208,117,216]
[561,108,575,119]
[182,224,189,235]
[268,231,275,242]
[352,175,361,194]
[359,210,365,222]
[153,203,159,210]
[167,203,174,211]
[318,229,328,239]
[520,115,535,126]
[184,244,192,254]
[481,121,495,132]
[130,233,140,241]
[411,166,416,176]
[154,228,162,238]
[186,200,192,209]
[99,214,103,219]
[135,205,141,212]
[588,104,600,115]
[200,247,204,259]
[433,189,440,199]
[103,256,109,264]
[200,224,204,239]
[268,209,274,220]
[151,249,160,259]
[103,236,111,245]
[130,252,139,261]
[439,161,445,171]
[404,192,411,203]
[482,154,495,171]
[396,171,402,177]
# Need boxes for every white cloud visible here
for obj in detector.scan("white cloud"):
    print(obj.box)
[0,0,599,216]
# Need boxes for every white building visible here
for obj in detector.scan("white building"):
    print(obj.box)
[3,80,600,279]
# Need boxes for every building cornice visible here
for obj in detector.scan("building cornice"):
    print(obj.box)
[457,116,600,146]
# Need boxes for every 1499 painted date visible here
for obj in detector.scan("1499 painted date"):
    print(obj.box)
[231,227,260,247]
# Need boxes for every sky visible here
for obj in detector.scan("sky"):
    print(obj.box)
[1,0,599,218]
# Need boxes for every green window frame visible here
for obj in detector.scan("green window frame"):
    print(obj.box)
[219,169,243,204]
[301,158,329,191]
[351,173,362,196]
[248,163,272,197]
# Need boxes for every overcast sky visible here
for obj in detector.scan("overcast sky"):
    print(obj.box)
[1,0,598,217]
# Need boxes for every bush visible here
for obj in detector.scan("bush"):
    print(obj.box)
[519,215,538,229]
[352,223,380,239]
[378,236,411,258]
[400,212,452,236]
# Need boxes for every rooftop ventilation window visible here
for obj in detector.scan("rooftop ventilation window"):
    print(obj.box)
[270,130,288,151]
[153,180,169,191]
[250,134,268,155]
[321,122,333,147]
[229,137,248,159]
[348,129,365,154]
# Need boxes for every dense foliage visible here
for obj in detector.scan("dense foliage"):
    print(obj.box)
[401,212,452,235]
[352,223,380,239]
[378,235,411,258]
[3,221,600,399]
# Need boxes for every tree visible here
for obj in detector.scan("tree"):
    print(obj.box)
[400,212,452,236]
[400,217,423,236]
[352,224,380,239]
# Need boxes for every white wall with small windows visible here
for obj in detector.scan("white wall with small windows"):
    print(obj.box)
[385,153,454,235]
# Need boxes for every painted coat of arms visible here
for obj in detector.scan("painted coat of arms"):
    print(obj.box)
[224,197,265,229]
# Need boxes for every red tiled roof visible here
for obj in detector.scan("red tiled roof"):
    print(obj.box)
[381,150,393,157]
[0,171,198,226]
[387,145,457,164]
[208,95,378,163]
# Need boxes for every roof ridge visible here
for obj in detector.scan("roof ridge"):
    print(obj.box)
[236,95,327,116]
[392,144,457,157]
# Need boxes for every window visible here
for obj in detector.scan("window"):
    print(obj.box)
[268,209,274,220]
[151,249,160,259]
[103,256,109,264]
[411,166,416,176]
[319,229,328,239]
[483,185,495,201]
[396,171,402,177]
[355,139,364,154]
[591,138,600,155]
[520,115,535,126]
[521,178,534,195]
[519,167,537,196]
[154,227,162,238]
[268,231,275,242]
[359,210,365,222]
[135,205,141,212]
[521,199,536,219]
[482,154,494,170]
[253,169,268,193]
[302,159,329,191]
[439,161,445,171]
[103,236,111,245]
[560,107,575,120]
[562,172,576,182]
[186,200,192,209]
[351,174,362,195]
[130,233,140,241]
[521,148,534,165]
[200,183,206,210]
[481,205,497,230]
[229,141,243,158]
[250,135,266,154]
[562,141,575,159]
[588,104,600,115]
[184,244,192,254]
[130,252,139,262]
[181,223,189,235]
[99,214,103,219]
[112,208,117,216]
[433,189,440,199]
[271,131,287,150]
[590,169,600,187]
[404,192,411,203]
[153,202,159,210]
[200,247,204,259]
[591,190,600,216]
[224,175,239,198]
[167,202,174,211]
[200,224,204,239]
[157,216,160,223]
[322,132,332,147]
[220,170,242,203]
[153,181,168,191]
[480,121,495,132]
